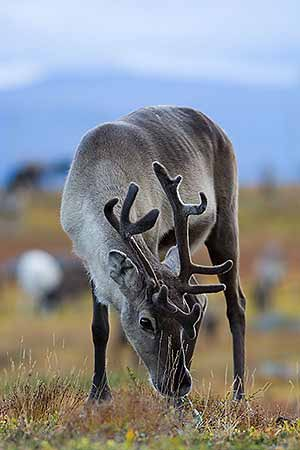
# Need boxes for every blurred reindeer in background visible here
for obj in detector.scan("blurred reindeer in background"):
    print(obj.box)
[5,160,70,194]
[0,160,70,228]
[253,242,286,313]
[0,250,88,312]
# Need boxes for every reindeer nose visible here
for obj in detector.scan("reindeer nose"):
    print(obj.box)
[178,370,192,397]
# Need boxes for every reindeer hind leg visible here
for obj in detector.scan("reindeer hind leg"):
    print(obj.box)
[205,210,246,400]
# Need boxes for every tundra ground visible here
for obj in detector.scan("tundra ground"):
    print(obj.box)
[1,186,300,449]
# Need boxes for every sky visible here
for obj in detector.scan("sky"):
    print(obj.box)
[0,1,299,186]
[0,0,299,90]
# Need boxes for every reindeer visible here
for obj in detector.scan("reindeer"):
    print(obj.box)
[15,250,88,312]
[60,106,246,401]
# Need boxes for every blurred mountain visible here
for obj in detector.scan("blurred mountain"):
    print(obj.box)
[1,71,299,185]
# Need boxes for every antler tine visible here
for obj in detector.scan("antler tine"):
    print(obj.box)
[153,284,202,339]
[189,259,233,276]
[174,302,202,340]
[104,183,160,284]
[120,183,160,237]
[153,284,177,312]
[180,282,226,295]
[104,198,121,233]
[153,161,232,295]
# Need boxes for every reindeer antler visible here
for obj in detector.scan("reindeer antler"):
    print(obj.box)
[153,284,206,339]
[104,183,160,285]
[104,162,232,340]
[153,161,233,295]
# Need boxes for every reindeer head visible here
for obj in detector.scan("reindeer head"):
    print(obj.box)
[104,162,232,398]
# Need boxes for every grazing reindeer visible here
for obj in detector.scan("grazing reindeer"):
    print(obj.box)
[61,106,246,401]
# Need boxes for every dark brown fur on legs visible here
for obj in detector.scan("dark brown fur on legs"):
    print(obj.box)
[89,281,112,402]
[206,207,246,400]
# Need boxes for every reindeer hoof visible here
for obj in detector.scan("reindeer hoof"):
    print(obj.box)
[87,387,112,404]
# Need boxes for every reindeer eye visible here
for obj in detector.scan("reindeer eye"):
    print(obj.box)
[139,317,155,332]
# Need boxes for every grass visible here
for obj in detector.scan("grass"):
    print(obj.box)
[1,186,300,448]
[1,358,299,450]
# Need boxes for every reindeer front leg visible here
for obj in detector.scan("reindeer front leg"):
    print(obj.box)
[88,281,112,402]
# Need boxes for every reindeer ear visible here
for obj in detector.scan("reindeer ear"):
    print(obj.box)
[108,250,141,291]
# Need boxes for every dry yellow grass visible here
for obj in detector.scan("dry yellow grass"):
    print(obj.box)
[1,187,300,448]
[1,358,299,450]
